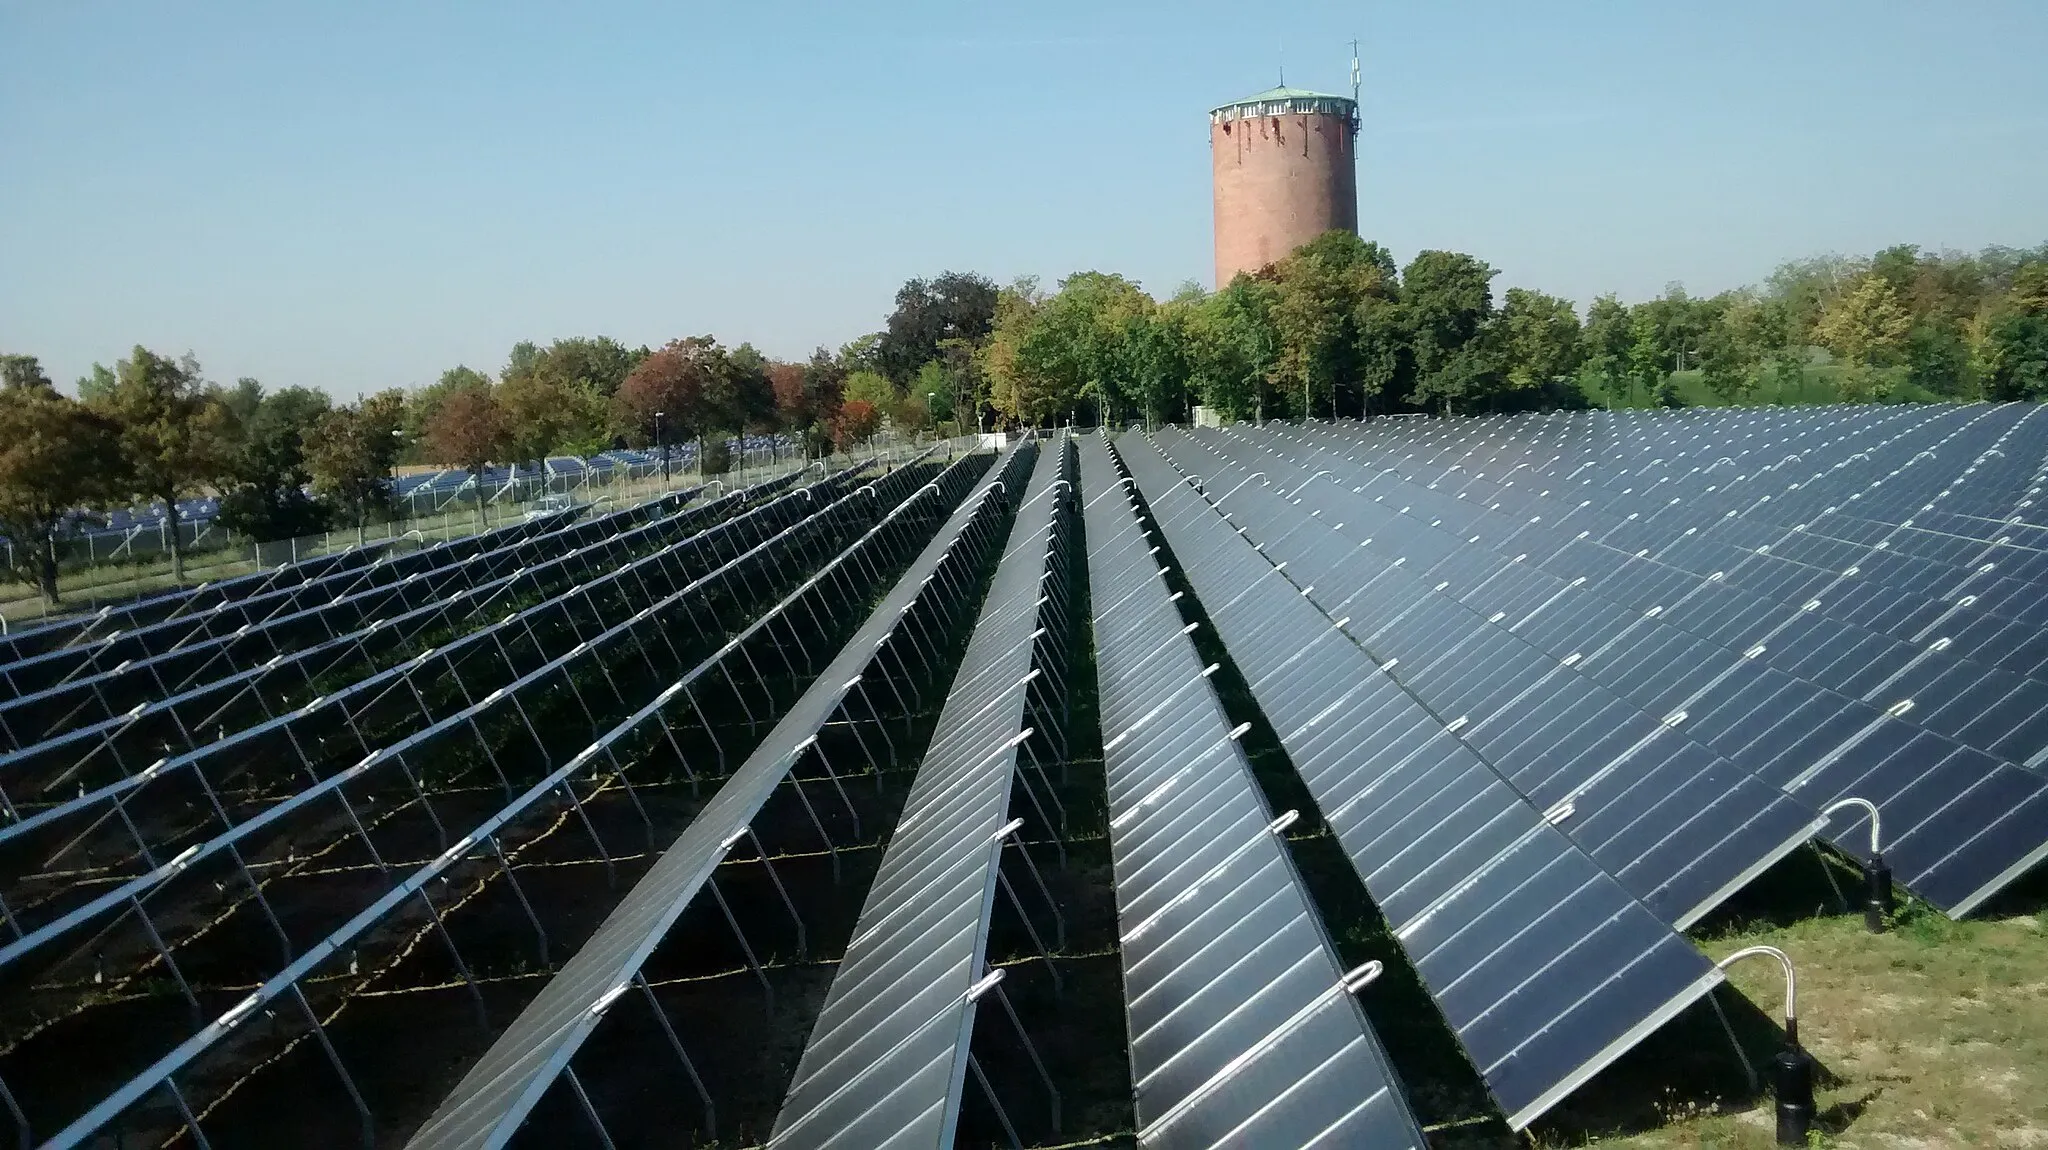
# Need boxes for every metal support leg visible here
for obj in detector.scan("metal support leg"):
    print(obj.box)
[290,984,376,1150]
[130,896,203,1027]
[159,1079,214,1150]
[562,1067,619,1150]
[1011,746,1068,864]
[414,889,489,1028]
[226,842,294,966]
[632,973,715,1136]
[784,768,841,883]
[1812,841,1850,914]
[705,874,775,1010]
[967,1054,1024,1150]
[852,680,898,782]
[391,755,449,849]
[489,836,550,968]
[996,863,1063,994]
[805,743,861,839]
[746,827,808,960]
[993,979,1062,1133]
[596,746,654,841]
[1707,983,1762,1095]
[556,782,616,887]
[0,1072,29,1150]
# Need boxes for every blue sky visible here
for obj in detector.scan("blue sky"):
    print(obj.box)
[4,0,2044,397]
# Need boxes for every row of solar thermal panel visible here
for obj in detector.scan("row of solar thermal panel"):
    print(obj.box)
[23,454,972,1149]
[1079,435,1426,1150]
[0,466,877,989]
[0,476,794,830]
[0,487,738,750]
[0,500,607,701]
[0,541,398,668]
[1162,428,1832,926]
[0,483,757,816]
[405,443,1032,1150]
[771,436,1076,1150]
[1116,433,1724,1131]
[1208,414,2048,916]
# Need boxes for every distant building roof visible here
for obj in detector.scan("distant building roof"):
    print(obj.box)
[1211,84,1357,121]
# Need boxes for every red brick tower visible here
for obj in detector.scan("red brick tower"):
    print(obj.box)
[1210,85,1360,286]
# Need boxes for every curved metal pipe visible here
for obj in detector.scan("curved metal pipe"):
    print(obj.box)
[1821,797,1881,857]
[1217,472,1267,503]
[1287,470,1333,498]
[1716,945,1798,1036]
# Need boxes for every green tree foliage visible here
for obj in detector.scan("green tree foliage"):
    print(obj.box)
[1815,274,1913,369]
[1580,294,1634,404]
[877,272,998,384]
[307,391,406,546]
[76,363,117,403]
[94,347,234,583]
[913,360,956,425]
[1271,233,1400,419]
[1498,288,1584,401]
[721,342,779,433]
[1697,292,1762,402]
[0,360,126,603]
[1980,269,2048,401]
[1186,275,1280,422]
[1815,274,1914,400]
[1015,271,1153,426]
[494,336,640,457]
[1402,250,1497,414]
[981,277,1068,426]
[841,369,900,412]
[1906,323,1974,397]
[217,383,334,542]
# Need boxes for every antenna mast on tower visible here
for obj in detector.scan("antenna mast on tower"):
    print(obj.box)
[1349,38,1363,135]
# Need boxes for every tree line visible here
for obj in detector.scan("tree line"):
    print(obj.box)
[5,241,2044,605]
[973,234,2048,426]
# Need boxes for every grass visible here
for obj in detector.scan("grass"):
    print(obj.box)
[1543,896,2048,1150]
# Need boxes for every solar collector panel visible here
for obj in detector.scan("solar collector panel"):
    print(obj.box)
[1081,435,1424,1150]
[771,438,1073,1150]
[1207,422,2048,917]
[1117,435,1722,1130]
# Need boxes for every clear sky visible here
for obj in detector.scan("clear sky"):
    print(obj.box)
[4,0,2044,398]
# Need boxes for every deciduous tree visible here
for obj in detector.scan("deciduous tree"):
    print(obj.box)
[218,385,333,542]
[1187,275,1281,422]
[307,391,406,546]
[877,272,998,383]
[94,347,234,583]
[1403,251,1496,414]
[1498,288,1584,399]
[832,400,881,450]
[0,362,125,604]
[615,338,721,462]
[425,388,511,530]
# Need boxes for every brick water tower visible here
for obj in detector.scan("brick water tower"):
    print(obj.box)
[1210,64,1360,286]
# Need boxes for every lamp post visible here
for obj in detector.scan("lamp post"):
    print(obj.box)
[655,411,668,484]
[926,391,936,439]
